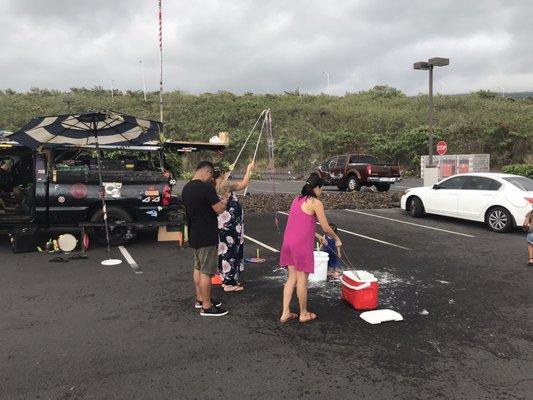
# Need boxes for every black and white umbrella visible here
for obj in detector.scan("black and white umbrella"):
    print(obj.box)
[9,112,160,149]
[8,111,163,265]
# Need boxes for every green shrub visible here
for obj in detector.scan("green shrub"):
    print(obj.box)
[180,170,194,180]
[250,171,263,180]
[502,164,533,178]
[165,153,183,179]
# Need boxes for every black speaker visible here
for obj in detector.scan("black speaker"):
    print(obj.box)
[10,227,38,253]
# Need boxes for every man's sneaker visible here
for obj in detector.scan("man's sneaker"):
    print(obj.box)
[195,299,222,309]
[200,306,229,317]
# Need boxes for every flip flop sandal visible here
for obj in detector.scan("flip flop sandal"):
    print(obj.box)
[299,313,317,323]
[223,285,244,292]
[49,256,69,263]
[280,313,299,323]
[528,259,533,266]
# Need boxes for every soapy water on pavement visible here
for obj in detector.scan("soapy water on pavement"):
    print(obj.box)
[261,267,429,309]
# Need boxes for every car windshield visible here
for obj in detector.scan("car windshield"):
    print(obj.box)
[503,176,533,191]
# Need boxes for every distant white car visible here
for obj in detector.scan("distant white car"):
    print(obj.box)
[401,173,533,233]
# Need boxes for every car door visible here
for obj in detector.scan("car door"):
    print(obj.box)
[331,156,347,185]
[457,176,501,221]
[424,176,466,216]
[321,157,337,184]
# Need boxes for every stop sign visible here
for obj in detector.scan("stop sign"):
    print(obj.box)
[436,140,447,155]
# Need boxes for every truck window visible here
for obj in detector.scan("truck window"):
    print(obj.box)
[327,157,337,169]
[349,155,375,164]
[336,156,347,168]
[322,157,333,169]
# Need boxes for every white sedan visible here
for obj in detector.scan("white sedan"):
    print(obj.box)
[401,173,533,233]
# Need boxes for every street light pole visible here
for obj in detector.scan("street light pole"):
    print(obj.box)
[414,57,449,167]
[139,60,147,102]
[322,71,330,94]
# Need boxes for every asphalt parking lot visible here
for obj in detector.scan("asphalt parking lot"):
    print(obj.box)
[1,208,532,399]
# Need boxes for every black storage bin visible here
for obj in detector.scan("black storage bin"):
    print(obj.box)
[10,227,38,253]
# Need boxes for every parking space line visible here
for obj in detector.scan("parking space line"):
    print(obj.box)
[118,246,143,274]
[243,235,280,253]
[277,212,410,251]
[344,209,475,238]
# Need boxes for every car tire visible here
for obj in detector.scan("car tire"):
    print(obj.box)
[337,185,348,191]
[347,176,361,192]
[376,184,390,192]
[90,206,134,246]
[409,196,424,218]
[485,207,513,233]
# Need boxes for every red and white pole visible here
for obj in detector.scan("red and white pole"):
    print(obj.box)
[158,0,164,125]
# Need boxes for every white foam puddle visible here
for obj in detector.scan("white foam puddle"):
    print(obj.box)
[370,271,415,286]
[260,268,433,309]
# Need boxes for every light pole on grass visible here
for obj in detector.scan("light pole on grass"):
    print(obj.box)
[322,71,330,94]
[139,60,147,102]
[413,57,449,166]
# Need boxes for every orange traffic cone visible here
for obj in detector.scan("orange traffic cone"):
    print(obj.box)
[211,274,223,285]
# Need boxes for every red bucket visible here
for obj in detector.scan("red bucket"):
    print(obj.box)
[341,271,378,310]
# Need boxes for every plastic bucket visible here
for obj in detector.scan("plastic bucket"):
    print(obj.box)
[340,270,379,310]
[309,251,329,282]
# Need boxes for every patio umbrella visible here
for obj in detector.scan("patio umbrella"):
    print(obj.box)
[8,111,163,265]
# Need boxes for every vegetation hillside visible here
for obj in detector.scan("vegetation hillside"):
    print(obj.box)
[1,86,531,175]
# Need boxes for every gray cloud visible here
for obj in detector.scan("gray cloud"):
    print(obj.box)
[0,0,532,95]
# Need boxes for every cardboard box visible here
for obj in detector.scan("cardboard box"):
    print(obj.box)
[157,225,183,247]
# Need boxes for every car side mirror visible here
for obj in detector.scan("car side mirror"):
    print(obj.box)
[432,184,441,190]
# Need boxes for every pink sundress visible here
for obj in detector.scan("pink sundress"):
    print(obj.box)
[279,196,317,273]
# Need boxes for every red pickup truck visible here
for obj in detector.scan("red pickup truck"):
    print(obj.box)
[316,154,402,192]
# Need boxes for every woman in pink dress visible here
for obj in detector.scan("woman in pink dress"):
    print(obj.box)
[279,174,342,323]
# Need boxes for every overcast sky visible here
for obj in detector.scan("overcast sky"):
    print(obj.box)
[0,0,532,95]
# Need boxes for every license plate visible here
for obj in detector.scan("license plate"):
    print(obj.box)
[380,177,399,182]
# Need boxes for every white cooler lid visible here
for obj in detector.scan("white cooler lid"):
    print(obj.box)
[343,270,377,283]
[360,309,403,324]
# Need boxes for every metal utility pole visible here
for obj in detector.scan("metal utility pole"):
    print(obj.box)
[322,71,330,94]
[139,61,147,102]
[158,0,164,124]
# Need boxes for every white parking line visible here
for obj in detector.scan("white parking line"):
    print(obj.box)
[277,212,410,251]
[344,209,475,238]
[118,246,143,274]
[243,234,280,253]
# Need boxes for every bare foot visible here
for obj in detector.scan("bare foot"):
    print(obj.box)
[299,312,317,323]
[280,312,298,323]
[223,285,244,292]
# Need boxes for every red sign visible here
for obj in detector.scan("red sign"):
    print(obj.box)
[436,141,447,155]
[70,183,87,199]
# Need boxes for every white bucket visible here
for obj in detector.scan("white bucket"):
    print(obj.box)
[309,251,329,282]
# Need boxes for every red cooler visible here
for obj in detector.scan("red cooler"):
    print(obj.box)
[341,270,378,310]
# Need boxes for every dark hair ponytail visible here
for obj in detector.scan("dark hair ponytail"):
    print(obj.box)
[300,173,324,198]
